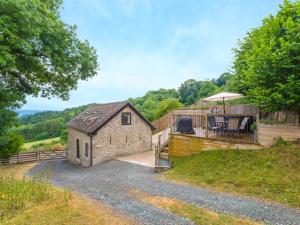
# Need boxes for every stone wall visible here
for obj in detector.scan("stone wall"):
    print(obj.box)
[92,106,152,164]
[169,134,261,156]
[67,128,91,167]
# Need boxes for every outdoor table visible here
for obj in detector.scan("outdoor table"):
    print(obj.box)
[216,121,228,127]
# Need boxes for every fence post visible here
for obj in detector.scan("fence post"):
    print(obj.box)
[17,152,19,163]
[256,113,260,144]
[205,114,208,138]
[37,149,40,162]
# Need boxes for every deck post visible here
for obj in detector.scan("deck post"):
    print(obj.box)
[37,149,40,162]
[256,113,260,144]
[205,114,208,138]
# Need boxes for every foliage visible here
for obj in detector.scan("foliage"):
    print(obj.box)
[0,172,53,220]
[0,0,98,155]
[230,0,300,112]
[129,89,179,121]
[178,79,202,105]
[0,109,23,157]
[156,98,184,119]
[213,72,233,87]
[130,73,231,121]
[60,129,68,144]
[0,132,24,157]
[197,80,219,100]
[16,105,90,142]
[165,146,300,208]
[272,137,291,147]
[0,0,98,101]
[250,122,256,131]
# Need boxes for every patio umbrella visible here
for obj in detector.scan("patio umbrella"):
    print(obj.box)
[202,92,244,113]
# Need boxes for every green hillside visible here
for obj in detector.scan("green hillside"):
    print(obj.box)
[15,105,91,142]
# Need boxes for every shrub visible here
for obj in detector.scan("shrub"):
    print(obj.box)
[272,137,291,148]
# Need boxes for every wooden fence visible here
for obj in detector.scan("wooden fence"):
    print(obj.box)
[152,113,172,133]
[260,111,299,125]
[0,150,67,166]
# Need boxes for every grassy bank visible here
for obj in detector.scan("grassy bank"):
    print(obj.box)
[134,190,261,225]
[164,146,300,208]
[0,164,134,225]
[22,137,66,152]
[23,137,61,149]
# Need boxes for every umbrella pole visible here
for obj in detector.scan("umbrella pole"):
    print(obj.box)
[223,97,225,114]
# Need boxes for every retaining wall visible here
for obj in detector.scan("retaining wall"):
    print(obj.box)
[258,123,300,146]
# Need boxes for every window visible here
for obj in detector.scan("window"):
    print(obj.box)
[85,143,89,157]
[76,139,80,159]
[122,112,131,125]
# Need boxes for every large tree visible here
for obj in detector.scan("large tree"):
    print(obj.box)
[197,80,218,100]
[0,0,98,155]
[214,72,233,87]
[230,0,300,112]
[178,79,202,105]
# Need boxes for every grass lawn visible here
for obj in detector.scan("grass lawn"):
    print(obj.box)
[0,164,135,225]
[23,137,61,150]
[134,190,262,225]
[163,146,300,208]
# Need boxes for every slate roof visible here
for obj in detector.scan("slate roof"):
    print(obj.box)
[66,101,155,134]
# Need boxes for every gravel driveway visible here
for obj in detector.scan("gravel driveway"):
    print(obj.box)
[28,160,300,225]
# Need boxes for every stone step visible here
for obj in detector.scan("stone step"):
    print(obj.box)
[161,147,169,153]
[159,152,169,160]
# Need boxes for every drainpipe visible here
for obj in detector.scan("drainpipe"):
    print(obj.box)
[89,135,93,167]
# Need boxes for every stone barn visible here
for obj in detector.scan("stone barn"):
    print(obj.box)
[66,101,155,167]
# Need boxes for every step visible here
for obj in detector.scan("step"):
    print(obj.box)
[161,147,169,153]
[159,152,169,160]
[154,159,172,173]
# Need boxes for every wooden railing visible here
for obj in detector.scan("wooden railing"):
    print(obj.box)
[171,113,256,144]
[0,150,67,166]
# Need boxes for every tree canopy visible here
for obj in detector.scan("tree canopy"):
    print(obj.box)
[178,79,202,105]
[230,0,300,112]
[129,89,180,121]
[0,0,98,155]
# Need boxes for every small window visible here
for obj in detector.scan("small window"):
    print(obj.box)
[122,112,131,125]
[85,143,89,157]
[76,139,80,159]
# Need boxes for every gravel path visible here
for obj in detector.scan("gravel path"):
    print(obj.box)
[29,160,300,225]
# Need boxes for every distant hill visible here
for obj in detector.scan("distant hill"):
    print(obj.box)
[15,104,92,142]
[16,110,45,117]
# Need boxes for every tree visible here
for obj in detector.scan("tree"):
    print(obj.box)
[197,81,219,99]
[230,0,300,112]
[214,73,233,87]
[129,88,179,121]
[156,98,184,119]
[178,79,202,105]
[0,0,98,155]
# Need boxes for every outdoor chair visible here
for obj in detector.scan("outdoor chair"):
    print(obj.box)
[208,116,226,135]
[239,117,250,133]
[224,118,240,136]
[208,116,219,132]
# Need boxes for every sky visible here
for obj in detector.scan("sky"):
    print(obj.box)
[23,0,284,110]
